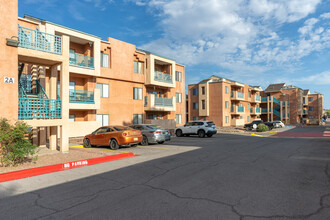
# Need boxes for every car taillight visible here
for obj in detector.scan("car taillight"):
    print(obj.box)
[155,131,161,134]
[122,132,128,137]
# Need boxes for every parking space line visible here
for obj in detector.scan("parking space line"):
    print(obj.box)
[70,145,131,154]
[139,146,169,149]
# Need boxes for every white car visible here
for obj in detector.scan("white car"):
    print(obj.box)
[175,121,217,138]
[272,121,285,128]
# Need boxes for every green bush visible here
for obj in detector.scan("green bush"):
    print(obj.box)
[0,118,38,166]
[256,124,269,132]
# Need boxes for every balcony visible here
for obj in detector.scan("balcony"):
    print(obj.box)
[69,90,94,103]
[261,108,268,113]
[18,25,62,54]
[19,98,62,120]
[144,94,176,112]
[154,71,173,84]
[303,109,308,115]
[251,95,261,103]
[69,52,94,69]
[68,89,100,110]
[231,91,244,101]
[231,106,244,114]
[250,107,261,115]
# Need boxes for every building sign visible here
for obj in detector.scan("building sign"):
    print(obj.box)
[4,77,15,84]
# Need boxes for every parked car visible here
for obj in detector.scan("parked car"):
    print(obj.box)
[175,121,217,138]
[83,126,142,150]
[130,124,170,146]
[272,121,285,128]
[244,120,274,131]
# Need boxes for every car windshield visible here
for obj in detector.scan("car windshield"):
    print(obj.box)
[146,125,162,130]
[113,126,131,131]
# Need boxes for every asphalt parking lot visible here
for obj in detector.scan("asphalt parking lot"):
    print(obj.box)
[1,125,330,219]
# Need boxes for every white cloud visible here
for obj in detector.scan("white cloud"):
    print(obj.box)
[135,0,328,76]
[298,71,330,85]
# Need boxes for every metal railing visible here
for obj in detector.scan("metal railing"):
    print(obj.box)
[256,107,261,113]
[18,98,62,119]
[18,25,62,54]
[69,90,94,103]
[69,52,94,69]
[237,92,244,99]
[237,106,244,112]
[255,95,261,101]
[261,108,268,113]
[19,75,48,99]
[154,71,172,83]
[155,97,173,107]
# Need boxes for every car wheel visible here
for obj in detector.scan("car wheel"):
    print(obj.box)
[131,144,138,148]
[83,138,92,148]
[207,134,213,137]
[176,129,183,137]
[157,141,165,144]
[141,135,148,146]
[109,139,119,150]
[198,130,205,138]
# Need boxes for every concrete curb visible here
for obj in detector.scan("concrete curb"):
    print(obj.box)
[0,152,136,183]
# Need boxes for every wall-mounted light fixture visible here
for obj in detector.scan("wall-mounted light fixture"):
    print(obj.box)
[6,36,19,47]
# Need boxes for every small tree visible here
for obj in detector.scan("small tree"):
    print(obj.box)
[327,110,330,116]
[256,124,269,132]
[0,118,38,166]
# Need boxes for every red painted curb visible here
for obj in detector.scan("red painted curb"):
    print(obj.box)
[0,152,136,183]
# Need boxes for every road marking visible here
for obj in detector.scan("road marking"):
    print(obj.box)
[139,146,169,149]
[251,133,263,137]
[269,131,278,133]
[70,145,131,154]
[291,156,330,161]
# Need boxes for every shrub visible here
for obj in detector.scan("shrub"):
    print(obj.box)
[0,118,38,166]
[256,124,269,132]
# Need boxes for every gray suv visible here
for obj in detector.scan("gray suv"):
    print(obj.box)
[175,121,217,138]
[130,124,170,146]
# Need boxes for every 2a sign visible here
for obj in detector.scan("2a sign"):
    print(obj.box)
[4,77,15,84]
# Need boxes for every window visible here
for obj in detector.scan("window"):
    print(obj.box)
[309,116,315,119]
[148,114,157,120]
[193,88,198,95]
[134,61,143,74]
[225,86,229,94]
[69,49,76,62]
[101,52,109,68]
[202,100,205,109]
[247,104,250,110]
[240,116,243,119]
[202,87,205,95]
[175,71,182,82]
[247,116,250,122]
[176,114,182,124]
[69,82,75,93]
[176,93,182,103]
[193,102,198,109]
[225,101,229,109]
[308,97,314,102]
[96,114,109,126]
[133,114,143,124]
[69,115,75,122]
[225,116,229,123]
[96,83,109,98]
[133,87,143,100]
[308,107,314,111]
[193,116,199,121]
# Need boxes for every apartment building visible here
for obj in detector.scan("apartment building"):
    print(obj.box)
[261,83,323,124]
[188,76,262,127]
[0,0,185,152]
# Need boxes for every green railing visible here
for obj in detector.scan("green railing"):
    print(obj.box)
[154,71,172,83]
[69,52,94,69]
[261,97,269,102]
[18,98,62,119]
[261,108,268,113]
[19,75,48,99]
[155,97,173,107]
[237,92,244,99]
[273,97,280,105]
[255,95,261,101]
[18,25,62,54]
[256,107,261,113]
[69,90,94,103]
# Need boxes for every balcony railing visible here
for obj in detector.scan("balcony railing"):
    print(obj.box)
[237,106,244,112]
[18,25,62,54]
[261,108,268,113]
[256,107,261,113]
[154,71,172,83]
[255,95,261,101]
[19,98,62,119]
[155,97,173,107]
[231,106,244,113]
[69,52,94,69]
[237,92,244,99]
[69,90,94,103]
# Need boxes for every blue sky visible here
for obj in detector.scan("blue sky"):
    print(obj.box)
[19,0,330,108]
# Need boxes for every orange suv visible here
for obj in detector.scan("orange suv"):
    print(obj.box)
[83,126,142,150]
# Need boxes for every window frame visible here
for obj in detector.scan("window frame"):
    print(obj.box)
[133,87,143,100]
